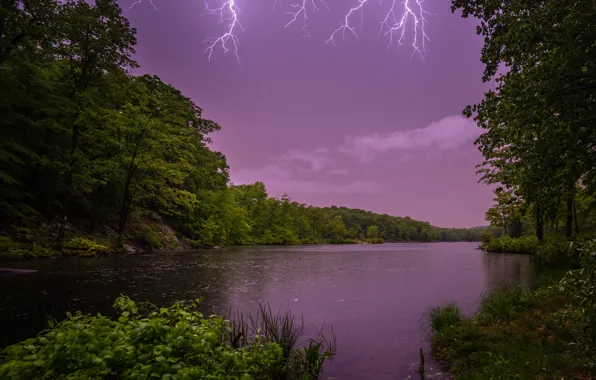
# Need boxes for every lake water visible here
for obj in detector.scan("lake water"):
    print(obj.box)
[0,242,535,379]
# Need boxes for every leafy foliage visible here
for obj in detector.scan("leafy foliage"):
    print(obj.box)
[483,235,539,254]
[0,296,335,380]
[452,0,596,242]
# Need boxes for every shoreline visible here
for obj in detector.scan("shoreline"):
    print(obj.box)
[1,235,484,261]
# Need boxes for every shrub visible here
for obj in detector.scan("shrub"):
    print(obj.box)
[0,297,335,380]
[0,236,61,259]
[327,238,358,244]
[132,223,164,251]
[64,237,110,256]
[554,239,596,359]
[485,235,540,254]
[536,235,573,267]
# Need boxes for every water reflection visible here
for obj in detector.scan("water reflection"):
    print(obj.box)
[483,252,535,291]
[0,243,535,379]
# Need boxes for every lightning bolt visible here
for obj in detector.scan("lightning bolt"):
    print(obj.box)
[125,0,434,62]
[327,0,432,58]
[326,1,368,45]
[377,0,432,58]
[204,0,243,63]
[285,0,329,37]
[125,0,158,11]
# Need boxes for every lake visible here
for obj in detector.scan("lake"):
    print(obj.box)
[0,242,535,379]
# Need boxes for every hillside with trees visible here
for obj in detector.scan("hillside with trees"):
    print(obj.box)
[0,0,487,258]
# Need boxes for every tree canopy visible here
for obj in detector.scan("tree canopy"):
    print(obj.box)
[453,0,596,241]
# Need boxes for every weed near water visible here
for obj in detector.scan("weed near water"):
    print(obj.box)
[0,296,335,380]
[429,282,596,379]
[428,303,463,333]
[227,303,336,380]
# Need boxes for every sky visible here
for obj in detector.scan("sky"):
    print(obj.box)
[123,0,493,228]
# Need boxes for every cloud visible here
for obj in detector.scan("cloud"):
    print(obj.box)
[230,148,380,195]
[341,115,480,162]
[231,166,381,194]
[329,169,349,176]
[279,148,331,172]
[230,114,478,195]
[232,164,293,183]
[260,178,381,194]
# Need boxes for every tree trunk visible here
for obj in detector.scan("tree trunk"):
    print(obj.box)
[535,204,544,242]
[117,170,135,237]
[118,198,131,236]
[118,136,142,238]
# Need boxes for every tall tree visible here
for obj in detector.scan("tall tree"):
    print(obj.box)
[55,0,138,240]
[453,0,596,240]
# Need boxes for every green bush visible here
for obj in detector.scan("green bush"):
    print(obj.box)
[554,239,596,358]
[535,235,573,267]
[485,235,539,254]
[133,223,164,251]
[0,236,61,259]
[365,237,384,244]
[64,237,110,256]
[326,238,359,244]
[0,297,335,380]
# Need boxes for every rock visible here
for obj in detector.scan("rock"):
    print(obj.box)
[123,243,137,254]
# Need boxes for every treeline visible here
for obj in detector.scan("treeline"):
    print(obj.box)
[216,187,491,246]
[456,0,596,243]
[0,0,484,253]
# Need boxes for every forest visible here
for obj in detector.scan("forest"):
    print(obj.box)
[0,0,488,257]
[428,0,596,378]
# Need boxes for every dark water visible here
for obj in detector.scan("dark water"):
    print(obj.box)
[0,242,535,379]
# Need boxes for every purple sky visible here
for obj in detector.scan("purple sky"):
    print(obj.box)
[123,0,493,228]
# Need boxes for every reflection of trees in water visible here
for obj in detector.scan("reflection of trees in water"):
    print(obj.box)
[483,253,536,291]
[0,254,239,347]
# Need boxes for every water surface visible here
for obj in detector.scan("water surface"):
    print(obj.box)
[0,242,535,379]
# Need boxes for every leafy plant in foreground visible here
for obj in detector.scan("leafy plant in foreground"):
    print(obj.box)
[0,296,335,380]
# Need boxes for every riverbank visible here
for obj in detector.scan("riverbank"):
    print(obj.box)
[0,296,335,379]
[429,241,596,379]
[0,218,457,260]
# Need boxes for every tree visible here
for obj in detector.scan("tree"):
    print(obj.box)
[327,215,347,240]
[485,188,525,238]
[55,0,138,240]
[0,0,58,64]
[113,75,221,236]
[366,225,379,239]
[453,0,596,240]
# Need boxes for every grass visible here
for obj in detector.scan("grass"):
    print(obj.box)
[429,281,596,379]
[227,303,336,379]
[428,303,463,333]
